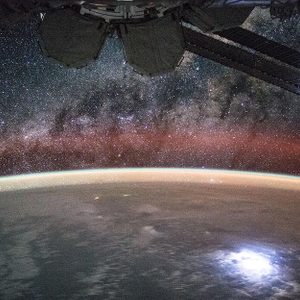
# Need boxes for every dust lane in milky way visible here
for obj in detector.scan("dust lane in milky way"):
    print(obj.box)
[0,126,299,176]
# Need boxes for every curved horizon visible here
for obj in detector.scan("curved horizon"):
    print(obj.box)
[0,168,299,192]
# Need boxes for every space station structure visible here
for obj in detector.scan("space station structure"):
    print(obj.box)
[0,0,299,94]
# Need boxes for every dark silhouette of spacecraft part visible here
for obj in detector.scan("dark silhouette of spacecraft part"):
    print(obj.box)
[2,0,299,94]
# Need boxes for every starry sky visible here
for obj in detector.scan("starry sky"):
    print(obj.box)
[0,9,299,176]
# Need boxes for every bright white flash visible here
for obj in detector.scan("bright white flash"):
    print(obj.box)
[226,249,276,281]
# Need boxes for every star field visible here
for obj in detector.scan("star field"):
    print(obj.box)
[0,10,299,176]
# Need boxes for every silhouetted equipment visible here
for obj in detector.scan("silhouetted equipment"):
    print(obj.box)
[216,27,300,69]
[184,28,300,95]
[40,9,108,67]
[1,0,299,94]
[183,6,253,32]
[120,15,185,75]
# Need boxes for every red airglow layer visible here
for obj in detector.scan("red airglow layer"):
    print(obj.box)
[0,127,299,176]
